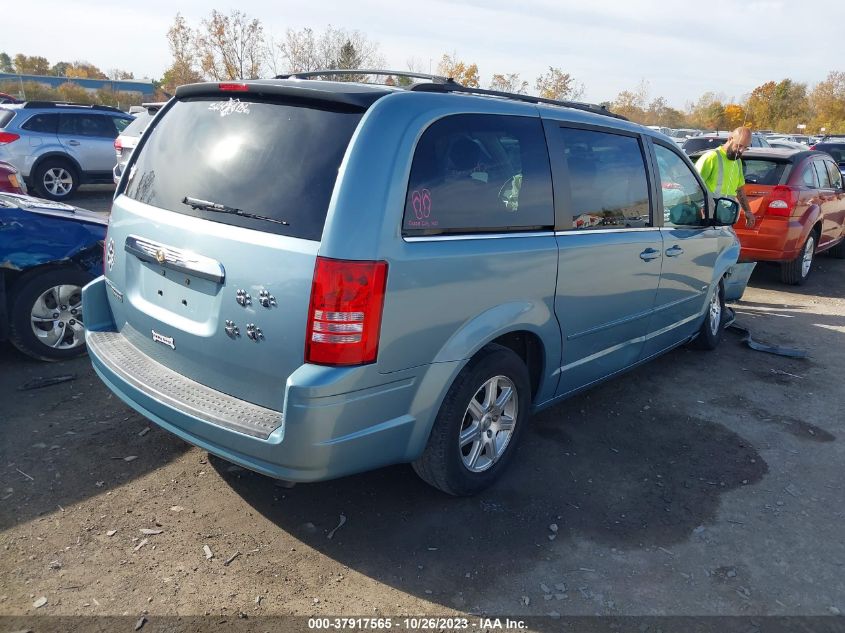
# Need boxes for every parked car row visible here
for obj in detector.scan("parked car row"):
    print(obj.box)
[4,70,844,498]
[0,101,154,201]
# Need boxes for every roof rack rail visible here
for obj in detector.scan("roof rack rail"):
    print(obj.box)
[273,68,624,120]
[410,83,625,120]
[275,68,458,85]
[21,101,124,113]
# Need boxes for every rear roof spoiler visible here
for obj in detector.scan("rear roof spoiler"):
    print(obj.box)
[174,81,388,109]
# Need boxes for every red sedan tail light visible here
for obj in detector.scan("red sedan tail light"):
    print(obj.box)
[767,185,798,217]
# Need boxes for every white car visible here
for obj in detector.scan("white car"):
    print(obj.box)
[113,102,165,184]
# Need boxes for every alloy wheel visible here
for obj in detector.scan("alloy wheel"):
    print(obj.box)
[801,235,815,279]
[42,167,74,197]
[30,284,85,350]
[458,375,518,473]
[708,289,722,336]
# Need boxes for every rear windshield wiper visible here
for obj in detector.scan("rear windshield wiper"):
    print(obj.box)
[182,196,289,226]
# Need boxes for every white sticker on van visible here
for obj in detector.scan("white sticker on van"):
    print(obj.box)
[208,99,251,117]
[151,330,175,350]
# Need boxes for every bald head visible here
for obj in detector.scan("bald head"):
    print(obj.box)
[731,127,751,143]
[724,127,752,160]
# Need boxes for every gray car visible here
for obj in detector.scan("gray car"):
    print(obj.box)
[83,72,743,496]
[0,101,133,200]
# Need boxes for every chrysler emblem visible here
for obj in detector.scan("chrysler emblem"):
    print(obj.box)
[155,249,166,264]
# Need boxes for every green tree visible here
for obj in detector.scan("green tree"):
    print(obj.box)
[162,13,204,93]
[687,92,727,130]
[13,54,50,75]
[534,66,584,100]
[489,73,528,94]
[0,52,12,73]
[57,81,92,103]
[66,61,108,79]
[331,40,366,82]
[50,61,71,77]
[0,80,58,101]
[437,53,479,88]
[809,71,845,134]
[195,9,266,80]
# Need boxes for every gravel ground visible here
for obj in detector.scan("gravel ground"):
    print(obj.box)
[1,249,843,622]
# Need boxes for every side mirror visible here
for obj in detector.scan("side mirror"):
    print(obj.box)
[713,197,740,226]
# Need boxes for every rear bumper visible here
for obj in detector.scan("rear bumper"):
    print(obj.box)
[735,218,809,263]
[82,276,455,482]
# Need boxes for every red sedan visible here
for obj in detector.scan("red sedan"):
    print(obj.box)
[735,148,845,284]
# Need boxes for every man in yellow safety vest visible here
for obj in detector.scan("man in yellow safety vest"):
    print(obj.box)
[694,127,755,228]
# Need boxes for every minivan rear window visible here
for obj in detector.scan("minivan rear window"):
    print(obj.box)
[124,97,364,241]
[743,159,789,185]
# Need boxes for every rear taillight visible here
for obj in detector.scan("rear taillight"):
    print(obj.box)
[767,185,798,217]
[305,257,388,366]
[0,132,19,144]
[114,137,123,156]
[219,83,249,91]
[809,145,816,150]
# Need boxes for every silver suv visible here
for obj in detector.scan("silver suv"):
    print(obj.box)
[0,101,133,200]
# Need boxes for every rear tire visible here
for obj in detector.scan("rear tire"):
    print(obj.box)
[412,344,531,496]
[781,231,816,285]
[34,158,79,201]
[692,281,725,351]
[8,267,92,361]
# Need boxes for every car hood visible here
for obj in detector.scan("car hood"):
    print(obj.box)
[0,193,108,226]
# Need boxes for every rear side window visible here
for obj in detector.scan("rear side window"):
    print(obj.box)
[59,114,118,138]
[403,114,553,235]
[743,159,789,185]
[825,161,843,189]
[21,113,58,134]
[0,109,16,128]
[813,160,832,188]
[120,112,154,138]
[125,97,363,241]
[558,127,651,230]
[113,116,132,133]
[798,163,818,188]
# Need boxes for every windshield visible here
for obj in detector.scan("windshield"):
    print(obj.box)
[124,96,364,241]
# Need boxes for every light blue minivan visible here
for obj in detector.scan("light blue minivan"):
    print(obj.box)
[83,72,742,495]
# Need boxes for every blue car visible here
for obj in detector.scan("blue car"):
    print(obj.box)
[83,72,743,495]
[1,193,106,360]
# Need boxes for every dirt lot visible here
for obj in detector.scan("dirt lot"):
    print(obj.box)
[1,236,844,622]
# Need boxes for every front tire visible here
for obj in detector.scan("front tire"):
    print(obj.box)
[413,344,531,496]
[8,267,92,361]
[34,159,79,201]
[692,281,725,350]
[781,232,816,285]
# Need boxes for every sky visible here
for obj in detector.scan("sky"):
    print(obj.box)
[6,0,844,108]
